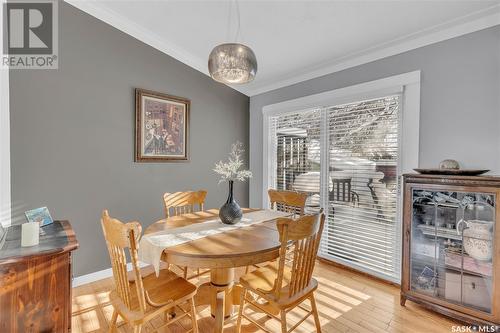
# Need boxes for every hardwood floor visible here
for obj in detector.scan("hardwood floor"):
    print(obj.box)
[72,261,460,332]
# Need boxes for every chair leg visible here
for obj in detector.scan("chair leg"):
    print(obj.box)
[183,266,188,279]
[236,289,248,333]
[133,324,142,333]
[189,297,198,333]
[280,310,287,333]
[310,294,322,333]
[108,309,118,333]
[244,265,250,274]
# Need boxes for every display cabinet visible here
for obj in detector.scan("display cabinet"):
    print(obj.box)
[401,174,500,326]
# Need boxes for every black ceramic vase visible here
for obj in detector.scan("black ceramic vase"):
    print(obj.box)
[219,180,242,225]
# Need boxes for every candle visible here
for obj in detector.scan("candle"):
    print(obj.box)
[21,222,40,247]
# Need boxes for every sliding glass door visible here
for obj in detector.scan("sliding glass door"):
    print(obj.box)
[268,94,402,282]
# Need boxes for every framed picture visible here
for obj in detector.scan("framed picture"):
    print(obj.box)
[135,88,190,162]
[25,207,54,227]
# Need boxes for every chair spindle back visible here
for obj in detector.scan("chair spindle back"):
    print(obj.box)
[274,211,325,299]
[268,189,307,217]
[163,190,207,218]
[101,210,146,313]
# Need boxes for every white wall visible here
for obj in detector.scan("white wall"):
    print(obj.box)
[1,0,11,227]
[249,26,500,207]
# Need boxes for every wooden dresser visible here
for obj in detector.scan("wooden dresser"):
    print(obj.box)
[0,221,78,333]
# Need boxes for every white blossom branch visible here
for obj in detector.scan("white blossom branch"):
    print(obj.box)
[213,141,252,184]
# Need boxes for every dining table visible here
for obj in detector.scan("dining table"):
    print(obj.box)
[144,208,289,333]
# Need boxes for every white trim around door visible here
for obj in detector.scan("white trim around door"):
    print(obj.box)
[1,1,11,227]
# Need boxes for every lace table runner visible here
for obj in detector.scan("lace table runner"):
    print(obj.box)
[139,210,290,275]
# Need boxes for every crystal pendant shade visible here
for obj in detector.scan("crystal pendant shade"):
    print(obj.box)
[208,43,257,84]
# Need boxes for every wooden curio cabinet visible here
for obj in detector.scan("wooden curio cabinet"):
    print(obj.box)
[401,174,500,326]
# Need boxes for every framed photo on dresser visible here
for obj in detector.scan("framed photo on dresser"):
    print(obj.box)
[135,88,190,162]
[24,207,54,227]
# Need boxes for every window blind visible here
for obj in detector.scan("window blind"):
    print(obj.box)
[268,95,401,281]
[269,109,322,212]
[323,95,400,281]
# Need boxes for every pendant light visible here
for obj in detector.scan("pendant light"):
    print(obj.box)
[208,1,257,84]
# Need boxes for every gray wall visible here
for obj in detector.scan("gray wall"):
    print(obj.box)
[249,26,500,207]
[9,2,249,276]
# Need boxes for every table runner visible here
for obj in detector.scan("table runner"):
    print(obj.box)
[139,210,291,275]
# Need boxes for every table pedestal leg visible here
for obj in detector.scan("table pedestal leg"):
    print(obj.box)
[210,268,234,332]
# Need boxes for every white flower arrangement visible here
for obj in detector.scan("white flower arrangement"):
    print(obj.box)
[214,141,252,183]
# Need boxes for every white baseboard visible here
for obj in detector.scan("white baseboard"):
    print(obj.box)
[73,262,148,288]
[73,267,113,287]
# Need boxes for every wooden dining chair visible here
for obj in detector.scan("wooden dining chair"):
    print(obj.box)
[163,190,208,280]
[101,210,198,333]
[245,190,308,275]
[268,189,308,217]
[164,190,207,218]
[236,211,325,333]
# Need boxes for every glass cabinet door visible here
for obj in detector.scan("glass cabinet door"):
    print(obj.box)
[410,189,495,313]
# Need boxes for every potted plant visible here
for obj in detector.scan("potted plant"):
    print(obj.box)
[213,141,252,224]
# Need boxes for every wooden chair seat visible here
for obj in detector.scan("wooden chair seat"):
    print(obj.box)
[111,273,197,322]
[240,262,292,294]
[140,273,197,306]
[240,263,318,309]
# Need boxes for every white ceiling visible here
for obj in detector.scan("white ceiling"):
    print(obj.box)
[68,1,500,96]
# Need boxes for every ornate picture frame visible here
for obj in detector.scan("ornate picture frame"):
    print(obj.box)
[135,88,190,162]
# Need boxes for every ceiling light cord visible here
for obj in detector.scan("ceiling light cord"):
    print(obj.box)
[234,0,241,42]
[226,0,232,41]
[226,0,241,43]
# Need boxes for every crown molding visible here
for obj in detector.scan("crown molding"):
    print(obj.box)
[65,1,500,97]
[244,4,500,96]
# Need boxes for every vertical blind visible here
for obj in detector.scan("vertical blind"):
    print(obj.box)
[268,95,401,281]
